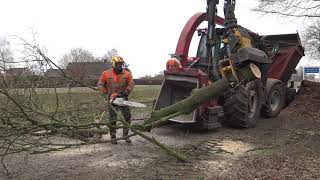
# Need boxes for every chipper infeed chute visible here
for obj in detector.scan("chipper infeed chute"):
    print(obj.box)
[153,73,199,123]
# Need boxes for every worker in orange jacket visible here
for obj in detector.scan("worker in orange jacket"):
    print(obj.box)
[97,55,134,144]
[166,57,182,70]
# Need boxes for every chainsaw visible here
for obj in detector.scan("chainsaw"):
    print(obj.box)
[110,98,146,108]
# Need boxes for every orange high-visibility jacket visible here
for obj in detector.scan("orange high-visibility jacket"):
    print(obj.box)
[166,58,182,70]
[97,69,134,96]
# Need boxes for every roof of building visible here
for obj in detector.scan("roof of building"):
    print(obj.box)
[6,67,32,76]
[66,61,112,78]
[45,68,69,77]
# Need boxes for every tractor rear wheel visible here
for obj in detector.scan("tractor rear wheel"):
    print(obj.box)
[261,83,285,118]
[222,80,263,128]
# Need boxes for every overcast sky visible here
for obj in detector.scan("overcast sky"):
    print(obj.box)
[0,0,310,78]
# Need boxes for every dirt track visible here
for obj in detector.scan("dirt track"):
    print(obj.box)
[1,82,320,180]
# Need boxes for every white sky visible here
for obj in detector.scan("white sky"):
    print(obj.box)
[0,0,312,78]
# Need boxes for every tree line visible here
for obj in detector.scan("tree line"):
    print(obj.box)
[254,0,320,61]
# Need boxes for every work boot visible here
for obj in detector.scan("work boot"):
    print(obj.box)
[110,133,117,144]
[123,128,132,143]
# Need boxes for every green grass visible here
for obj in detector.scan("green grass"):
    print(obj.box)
[25,85,160,111]
[129,85,161,102]
[35,87,98,94]
[1,85,161,125]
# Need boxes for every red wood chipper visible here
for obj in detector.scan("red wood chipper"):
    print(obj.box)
[153,0,304,129]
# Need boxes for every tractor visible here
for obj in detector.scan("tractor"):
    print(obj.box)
[153,0,304,129]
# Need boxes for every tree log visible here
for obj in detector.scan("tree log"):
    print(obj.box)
[144,64,260,125]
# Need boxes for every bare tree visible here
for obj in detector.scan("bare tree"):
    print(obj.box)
[303,20,320,59]
[253,0,320,61]
[254,0,320,18]
[0,38,187,175]
[140,71,164,81]
[101,48,118,63]
[59,48,96,68]
[0,37,14,71]
[59,48,97,81]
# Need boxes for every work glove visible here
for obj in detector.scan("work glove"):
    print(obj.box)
[117,90,129,99]
[110,93,118,102]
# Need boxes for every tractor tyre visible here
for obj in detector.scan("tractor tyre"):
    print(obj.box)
[222,80,263,128]
[261,83,285,118]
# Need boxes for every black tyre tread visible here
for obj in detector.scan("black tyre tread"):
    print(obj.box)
[261,83,284,118]
[223,80,263,128]
[223,85,251,128]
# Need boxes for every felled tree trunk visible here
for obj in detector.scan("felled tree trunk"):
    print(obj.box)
[143,64,260,126]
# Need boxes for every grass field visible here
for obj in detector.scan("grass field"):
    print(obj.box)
[40,85,161,123]
[0,85,161,126]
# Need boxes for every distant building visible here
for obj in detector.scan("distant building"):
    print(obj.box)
[45,68,69,78]
[6,67,33,77]
[43,62,112,87]
[0,68,33,88]
[66,61,111,80]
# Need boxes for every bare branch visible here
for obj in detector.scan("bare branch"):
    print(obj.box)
[255,9,320,18]
[253,0,320,18]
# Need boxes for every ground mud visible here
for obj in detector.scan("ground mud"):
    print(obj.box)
[1,81,320,180]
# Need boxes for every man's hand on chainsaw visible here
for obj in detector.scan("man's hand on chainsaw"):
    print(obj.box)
[109,90,129,103]
[117,90,129,99]
[110,93,118,103]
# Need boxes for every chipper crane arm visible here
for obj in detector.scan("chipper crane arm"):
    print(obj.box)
[153,0,304,129]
